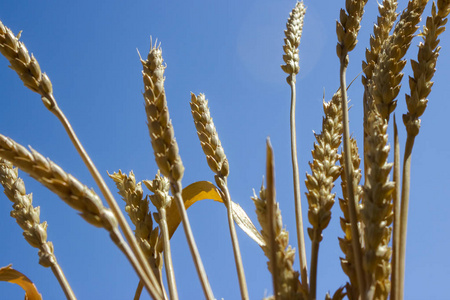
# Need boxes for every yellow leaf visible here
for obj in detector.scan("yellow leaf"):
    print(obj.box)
[0,264,42,300]
[160,181,264,251]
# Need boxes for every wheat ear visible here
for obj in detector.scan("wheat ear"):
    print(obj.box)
[338,138,363,300]
[305,91,343,299]
[361,0,398,177]
[0,21,161,297]
[141,39,214,300]
[253,139,306,300]
[190,92,248,300]
[369,0,429,121]
[399,2,450,299]
[0,159,75,300]
[109,170,167,299]
[361,109,395,299]
[281,2,309,289]
[336,0,368,296]
[144,172,178,300]
[0,134,161,299]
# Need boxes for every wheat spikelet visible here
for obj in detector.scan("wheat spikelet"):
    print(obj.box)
[338,138,363,300]
[361,111,395,299]
[0,134,117,230]
[141,40,184,182]
[109,171,162,271]
[252,184,305,300]
[190,93,229,178]
[281,1,306,79]
[369,0,429,120]
[403,0,450,136]
[0,21,56,109]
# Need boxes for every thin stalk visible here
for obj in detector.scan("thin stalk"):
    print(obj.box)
[309,236,320,300]
[391,116,401,300]
[339,53,366,299]
[159,207,179,300]
[50,263,76,300]
[50,105,162,300]
[399,134,415,300]
[134,281,144,300]
[221,182,249,300]
[288,74,309,289]
[171,181,214,300]
[266,139,279,300]
[109,228,159,299]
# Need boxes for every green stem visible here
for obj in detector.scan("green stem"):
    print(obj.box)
[288,74,309,290]
[339,53,366,299]
[399,134,415,300]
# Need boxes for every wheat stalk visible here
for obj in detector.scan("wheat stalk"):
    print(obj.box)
[338,138,363,300]
[0,134,161,299]
[190,92,248,300]
[336,0,368,296]
[399,1,450,299]
[109,170,166,299]
[141,39,214,300]
[305,91,343,299]
[0,20,162,297]
[0,159,75,300]
[281,2,309,290]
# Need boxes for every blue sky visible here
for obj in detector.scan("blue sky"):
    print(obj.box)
[1,0,449,299]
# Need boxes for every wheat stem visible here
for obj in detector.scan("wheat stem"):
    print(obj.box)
[288,77,309,290]
[339,59,366,299]
[50,106,162,299]
[308,238,320,300]
[217,179,249,300]
[171,181,214,300]
[158,207,178,300]
[391,115,401,300]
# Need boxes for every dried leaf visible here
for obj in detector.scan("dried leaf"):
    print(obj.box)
[0,264,42,300]
[163,181,264,249]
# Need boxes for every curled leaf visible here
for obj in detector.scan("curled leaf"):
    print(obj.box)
[160,181,264,251]
[0,264,42,300]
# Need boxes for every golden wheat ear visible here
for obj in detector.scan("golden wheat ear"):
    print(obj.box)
[0,159,76,300]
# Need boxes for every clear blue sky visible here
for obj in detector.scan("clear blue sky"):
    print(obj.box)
[1,1,449,299]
